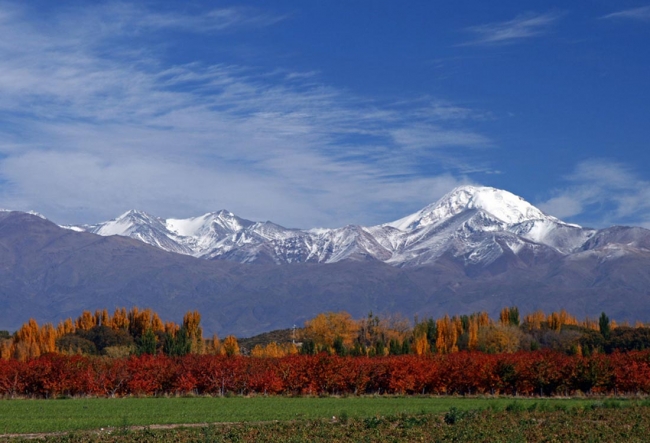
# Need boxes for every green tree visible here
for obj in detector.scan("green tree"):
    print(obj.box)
[333,336,347,356]
[163,327,191,356]
[136,328,157,355]
[401,338,411,355]
[55,334,98,355]
[389,339,402,355]
[374,340,385,356]
[509,307,520,327]
[78,325,134,354]
[599,312,611,340]
[426,318,437,348]
[300,339,315,355]
[349,341,365,356]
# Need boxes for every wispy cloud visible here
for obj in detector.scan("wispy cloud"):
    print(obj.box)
[59,3,286,38]
[0,2,486,228]
[461,12,563,46]
[601,6,650,21]
[391,126,490,151]
[538,160,650,228]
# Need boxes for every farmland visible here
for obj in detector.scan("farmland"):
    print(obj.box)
[1,397,649,442]
[0,396,597,434]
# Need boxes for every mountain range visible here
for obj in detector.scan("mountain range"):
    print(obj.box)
[2,186,650,336]
[69,186,608,268]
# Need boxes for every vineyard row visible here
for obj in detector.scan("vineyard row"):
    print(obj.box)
[1,350,650,398]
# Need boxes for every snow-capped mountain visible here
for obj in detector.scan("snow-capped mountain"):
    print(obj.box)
[5,193,650,337]
[69,186,647,268]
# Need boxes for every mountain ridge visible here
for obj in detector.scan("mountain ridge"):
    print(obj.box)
[63,185,632,269]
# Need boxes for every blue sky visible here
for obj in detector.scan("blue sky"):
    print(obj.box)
[0,1,649,229]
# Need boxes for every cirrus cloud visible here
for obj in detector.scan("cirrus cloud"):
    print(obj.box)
[0,2,487,228]
[538,160,650,228]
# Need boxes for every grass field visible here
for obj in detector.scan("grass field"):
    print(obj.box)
[1,399,649,442]
[0,396,624,435]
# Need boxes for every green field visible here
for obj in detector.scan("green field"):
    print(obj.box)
[0,396,622,435]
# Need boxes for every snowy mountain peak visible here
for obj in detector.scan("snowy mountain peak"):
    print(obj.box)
[89,209,162,237]
[387,186,552,232]
[61,185,612,267]
[166,210,252,238]
[440,186,548,223]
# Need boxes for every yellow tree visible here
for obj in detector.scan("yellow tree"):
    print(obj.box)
[452,316,463,338]
[251,342,288,358]
[56,318,75,336]
[477,312,491,327]
[206,334,224,355]
[411,333,430,355]
[128,307,152,337]
[112,308,130,330]
[283,342,299,355]
[151,313,165,333]
[222,335,240,356]
[544,309,578,331]
[97,309,111,328]
[411,318,431,355]
[75,311,96,331]
[582,316,599,331]
[39,323,57,354]
[13,319,41,360]
[302,311,359,350]
[165,321,180,336]
[250,344,266,357]
[435,315,458,354]
[182,311,203,354]
[523,310,545,331]
[499,307,511,326]
[0,339,11,360]
[478,325,522,353]
[468,317,479,351]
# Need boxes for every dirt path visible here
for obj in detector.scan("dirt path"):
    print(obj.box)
[0,419,291,440]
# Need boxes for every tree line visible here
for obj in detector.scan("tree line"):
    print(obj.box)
[298,308,650,357]
[0,308,239,361]
[1,306,648,361]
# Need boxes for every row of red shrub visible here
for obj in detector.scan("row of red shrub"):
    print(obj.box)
[1,351,650,398]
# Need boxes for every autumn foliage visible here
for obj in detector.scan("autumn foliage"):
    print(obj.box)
[2,351,650,398]
[2,305,650,399]
[0,307,236,361]
[2,305,649,362]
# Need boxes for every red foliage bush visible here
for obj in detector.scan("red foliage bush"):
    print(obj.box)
[2,350,650,398]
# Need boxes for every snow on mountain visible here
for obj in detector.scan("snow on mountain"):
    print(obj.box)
[0,208,47,220]
[304,225,393,263]
[385,186,550,232]
[80,210,193,255]
[66,186,641,268]
[377,186,593,266]
[509,219,595,254]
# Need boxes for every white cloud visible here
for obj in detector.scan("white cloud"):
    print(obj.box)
[538,160,650,228]
[601,6,650,22]
[391,126,491,150]
[461,12,563,46]
[0,2,487,228]
[538,195,584,219]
